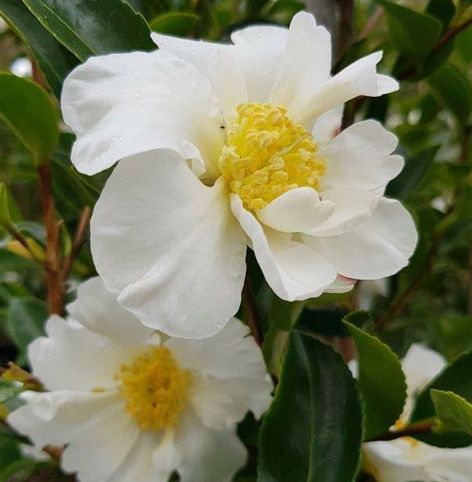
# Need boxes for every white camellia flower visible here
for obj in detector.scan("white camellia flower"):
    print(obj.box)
[7,277,272,482]
[363,344,472,482]
[62,11,417,338]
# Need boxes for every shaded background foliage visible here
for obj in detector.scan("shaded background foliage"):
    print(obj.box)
[0,0,471,481]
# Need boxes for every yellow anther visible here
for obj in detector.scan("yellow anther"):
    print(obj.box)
[218,103,326,211]
[116,346,192,431]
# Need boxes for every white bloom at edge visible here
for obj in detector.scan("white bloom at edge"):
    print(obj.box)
[61,11,418,338]
[7,277,272,482]
[363,344,472,482]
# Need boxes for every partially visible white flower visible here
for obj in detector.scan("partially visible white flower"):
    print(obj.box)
[10,57,32,78]
[363,344,472,482]
[8,277,272,482]
[62,11,417,338]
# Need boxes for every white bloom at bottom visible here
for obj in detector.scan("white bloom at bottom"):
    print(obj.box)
[363,344,472,482]
[7,277,272,482]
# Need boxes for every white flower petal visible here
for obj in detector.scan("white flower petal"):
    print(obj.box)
[192,375,272,429]
[311,105,343,145]
[364,439,472,482]
[309,188,380,237]
[229,25,289,102]
[176,411,247,482]
[320,120,404,191]
[232,195,337,300]
[8,390,118,449]
[153,26,288,104]
[402,344,446,394]
[62,50,223,177]
[165,318,270,382]
[325,276,356,294]
[67,277,153,347]
[304,198,417,280]
[28,316,128,391]
[270,12,332,122]
[91,150,246,339]
[61,401,139,482]
[256,187,335,233]
[296,52,399,126]
[109,432,163,482]
[400,343,446,421]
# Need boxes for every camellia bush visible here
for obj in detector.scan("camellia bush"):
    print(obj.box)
[0,0,471,481]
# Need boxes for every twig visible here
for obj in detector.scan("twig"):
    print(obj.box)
[357,6,384,41]
[335,0,354,62]
[432,16,472,55]
[61,206,91,282]
[242,276,264,347]
[37,163,63,315]
[367,421,434,442]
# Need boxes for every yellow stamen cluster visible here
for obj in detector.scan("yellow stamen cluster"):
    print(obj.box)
[116,346,192,431]
[218,103,326,211]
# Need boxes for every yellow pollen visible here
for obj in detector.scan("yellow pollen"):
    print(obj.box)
[116,346,192,431]
[218,103,326,211]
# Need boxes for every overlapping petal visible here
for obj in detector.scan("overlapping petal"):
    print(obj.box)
[91,150,247,338]
[62,50,224,177]
[303,198,417,280]
[320,120,404,191]
[232,196,337,300]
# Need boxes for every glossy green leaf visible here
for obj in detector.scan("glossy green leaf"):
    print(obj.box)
[0,250,37,272]
[387,146,439,198]
[375,0,442,59]
[431,390,472,435]
[410,349,472,447]
[0,0,79,98]
[428,63,472,123]
[258,331,363,482]
[150,12,199,36]
[456,26,472,64]
[22,0,155,61]
[0,73,59,163]
[345,321,407,440]
[6,298,47,364]
[426,0,455,30]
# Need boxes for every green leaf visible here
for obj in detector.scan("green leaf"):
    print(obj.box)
[0,73,59,163]
[410,349,472,447]
[0,0,79,98]
[426,0,455,31]
[0,183,11,227]
[5,298,47,364]
[428,62,472,123]
[431,390,472,435]
[0,250,37,272]
[22,0,155,61]
[258,331,363,482]
[375,0,442,59]
[456,26,472,64]
[150,12,199,36]
[345,321,407,440]
[387,146,439,199]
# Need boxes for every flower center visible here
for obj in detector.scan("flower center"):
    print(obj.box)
[116,346,192,431]
[218,103,326,211]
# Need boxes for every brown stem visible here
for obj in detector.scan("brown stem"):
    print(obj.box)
[357,6,384,41]
[368,421,434,442]
[61,206,91,282]
[433,16,472,55]
[242,276,264,347]
[335,0,354,62]
[38,163,63,315]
